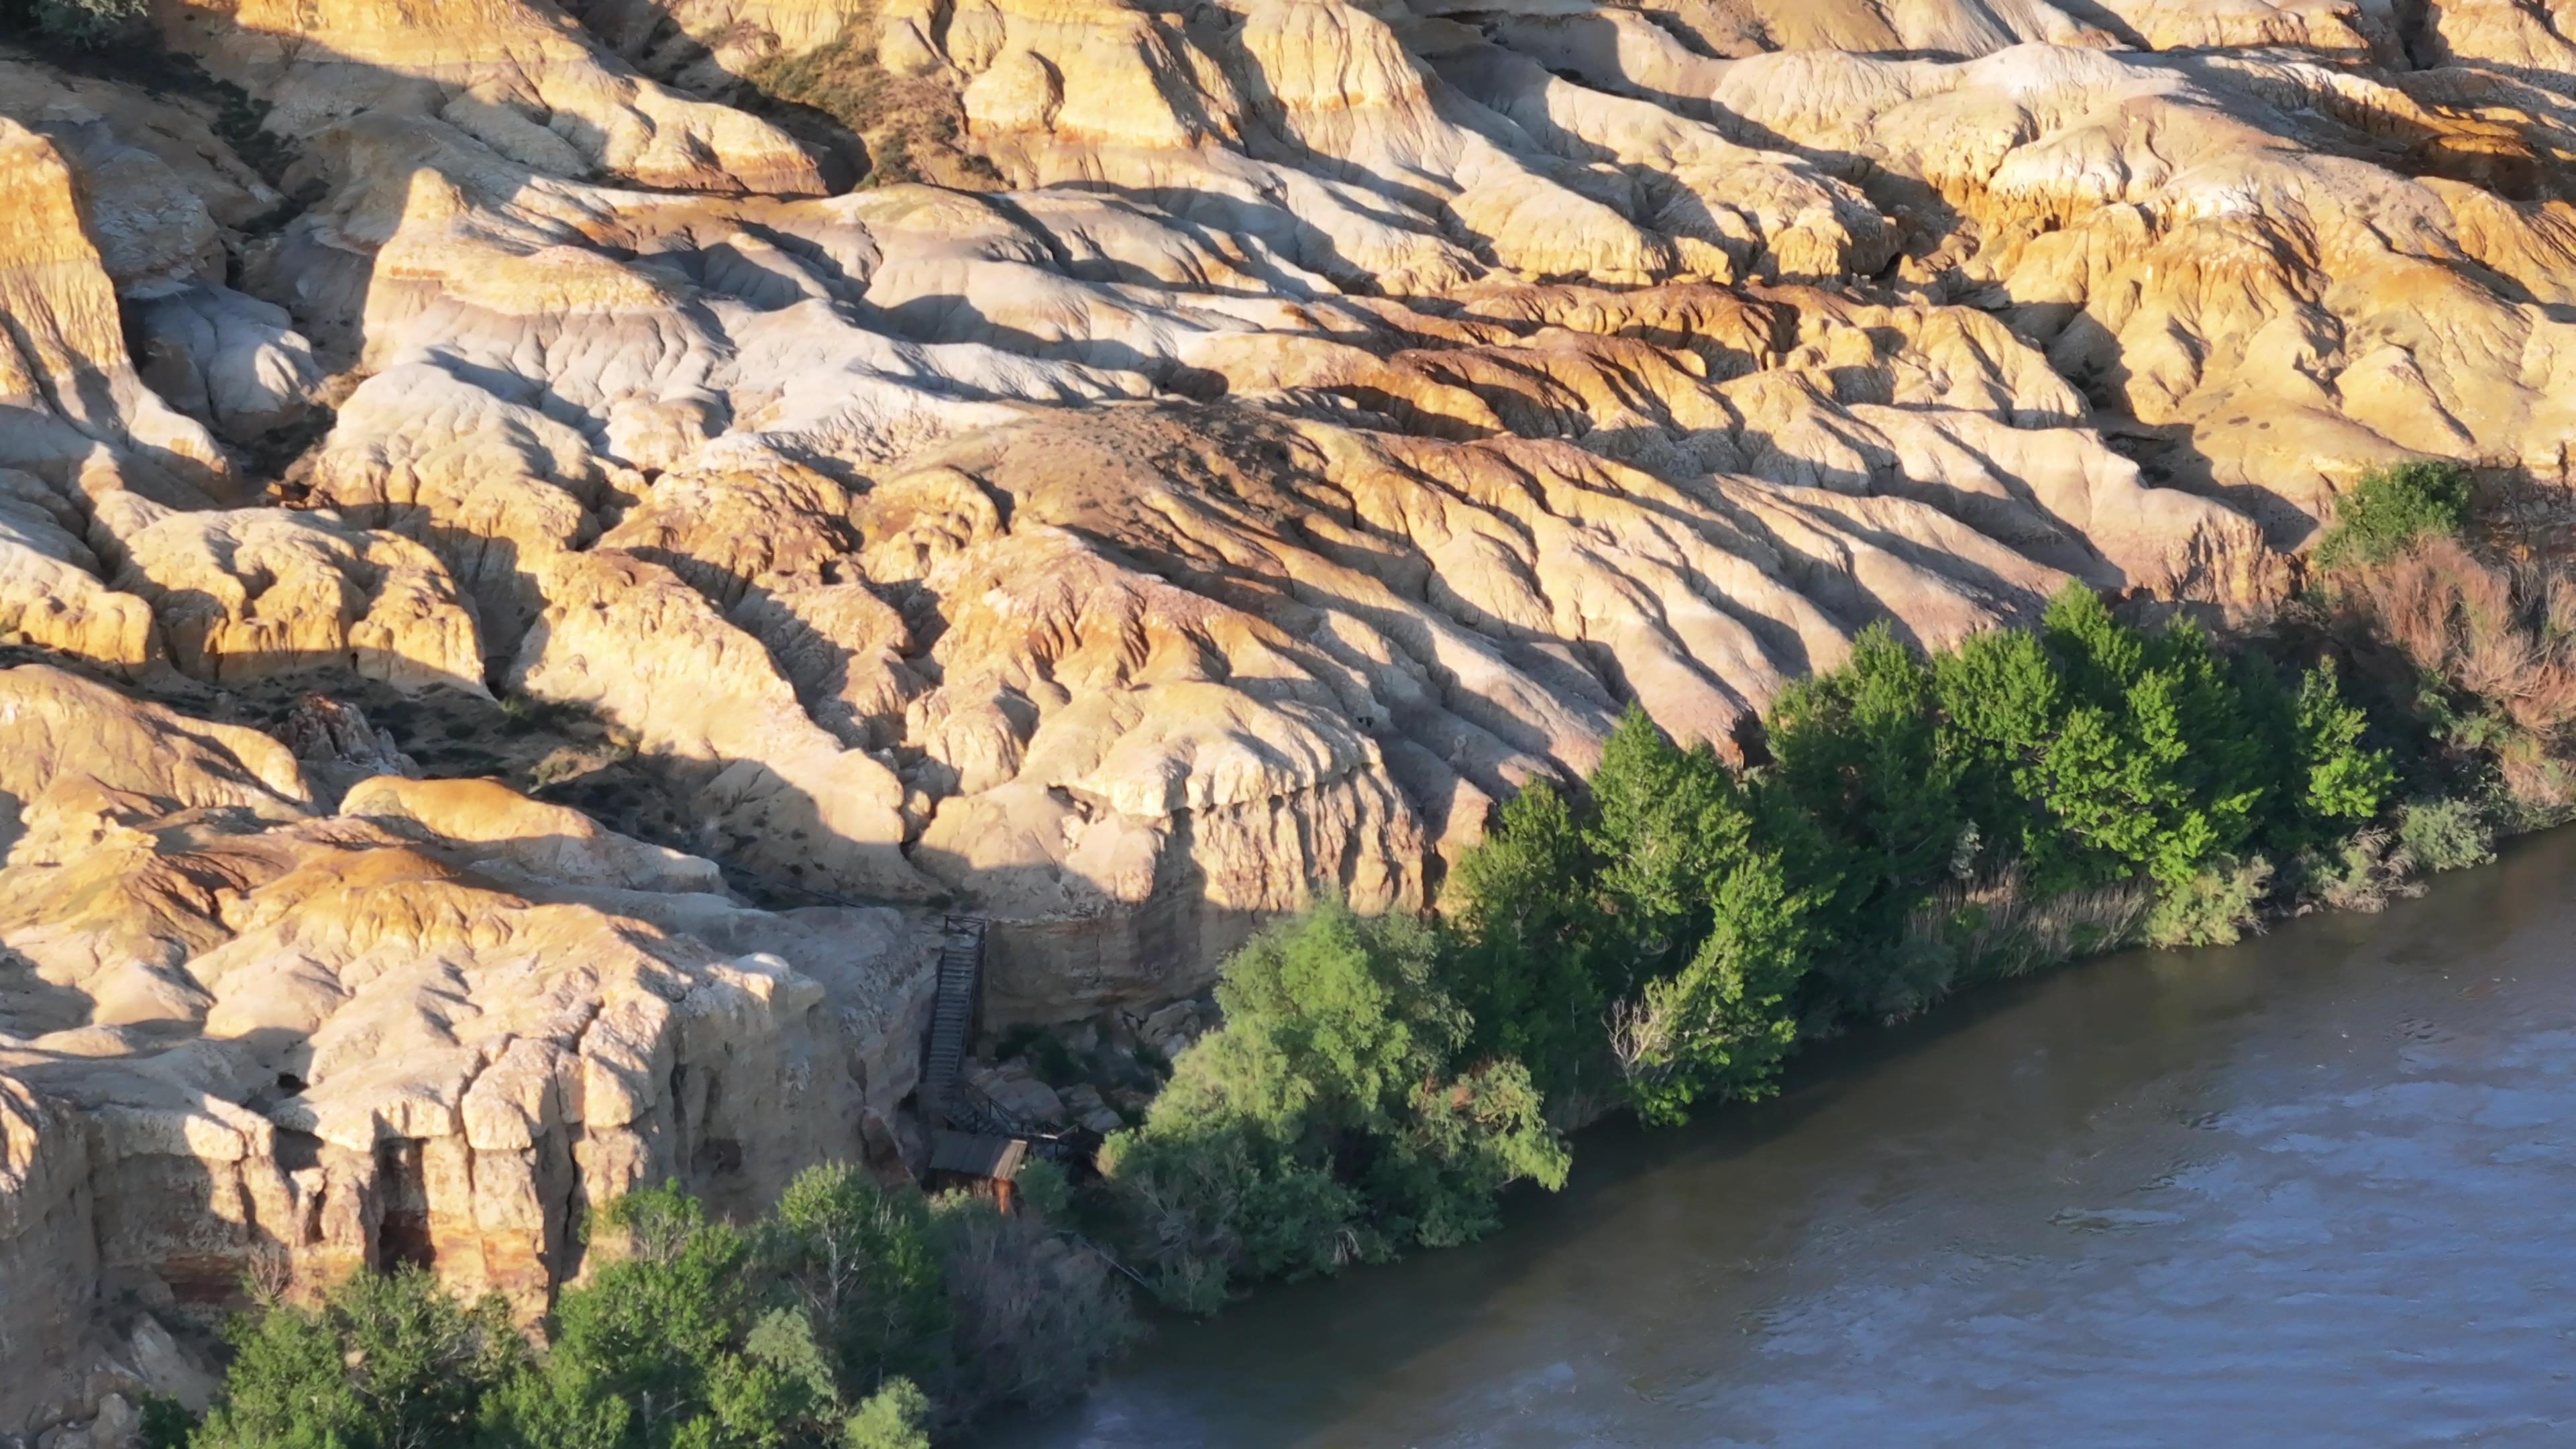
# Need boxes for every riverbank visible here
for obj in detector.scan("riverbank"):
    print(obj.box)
[992,821,2576,1447]
[138,467,2576,1447]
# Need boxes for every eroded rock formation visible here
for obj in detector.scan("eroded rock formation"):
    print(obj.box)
[7,0,2576,1429]
[0,665,931,1426]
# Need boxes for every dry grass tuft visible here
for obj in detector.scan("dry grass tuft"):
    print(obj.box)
[1902,865,2149,981]
[2329,525,2576,812]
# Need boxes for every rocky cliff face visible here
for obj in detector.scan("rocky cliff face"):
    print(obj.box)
[0,664,932,1430]
[5,0,2576,1430]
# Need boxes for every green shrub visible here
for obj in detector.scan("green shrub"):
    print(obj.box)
[2397,796,2496,872]
[1011,1159,1073,1222]
[2142,857,2273,947]
[2315,460,2473,570]
[840,1379,932,1449]
[1099,901,1569,1309]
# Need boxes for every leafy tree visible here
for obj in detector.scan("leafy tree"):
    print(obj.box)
[1929,623,2062,859]
[190,1269,522,1449]
[838,1380,932,1449]
[2147,618,2273,859]
[1767,627,1964,941]
[1100,901,1568,1308]
[762,1164,952,1398]
[2292,658,2394,830]
[1763,627,1974,1018]
[492,1184,835,1449]
[189,1298,371,1449]
[2039,581,2147,703]
[1586,709,1812,1122]
[1441,777,1611,1109]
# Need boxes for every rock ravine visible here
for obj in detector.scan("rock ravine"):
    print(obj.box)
[6,0,2576,1429]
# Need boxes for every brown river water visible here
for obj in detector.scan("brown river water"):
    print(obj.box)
[985,826,2576,1448]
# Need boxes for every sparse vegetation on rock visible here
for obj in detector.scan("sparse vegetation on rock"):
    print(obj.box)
[738,13,998,189]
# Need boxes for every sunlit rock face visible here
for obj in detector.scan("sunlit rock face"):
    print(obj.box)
[0,663,932,1426]
[8,0,2576,1423]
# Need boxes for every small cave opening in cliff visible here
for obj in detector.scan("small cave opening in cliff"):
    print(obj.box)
[374,1137,435,1272]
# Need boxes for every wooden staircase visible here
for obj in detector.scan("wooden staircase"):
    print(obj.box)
[921,914,986,1126]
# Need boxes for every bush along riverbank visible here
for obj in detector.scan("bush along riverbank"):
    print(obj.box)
[152,462,2576,1440]
[1088,459,2576,1311]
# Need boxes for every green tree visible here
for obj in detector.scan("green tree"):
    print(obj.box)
[1929,623,2063,863]
[839,1380,931,1449]
[492,1185,834,1449]
[189,1300,370,1449]
[190,1269,522,1449]
[2145,617,2272,859]
[1585,708,1812,1122]
[2039,581,2147,702]
[763,1165,953,1398]
[1766,625,1964,947]
[2292,658,2394,830]
[1441,777,1610,1110]
[1100,901,1568,1309]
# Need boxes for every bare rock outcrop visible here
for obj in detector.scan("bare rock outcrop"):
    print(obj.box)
[156,0,828,195]
[0,114,231,509]
[0,664,932,1432]
[0,51,320,447]
[104,500,487,694]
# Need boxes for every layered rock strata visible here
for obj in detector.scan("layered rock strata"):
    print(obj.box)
[9,0,2576,1429]
[0,664,932,1428]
